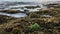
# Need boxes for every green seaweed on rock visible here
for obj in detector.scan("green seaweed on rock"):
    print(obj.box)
[29,23,40,30]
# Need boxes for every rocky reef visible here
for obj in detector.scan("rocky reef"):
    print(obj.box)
[0,10,26,14]
[0,7,60,34]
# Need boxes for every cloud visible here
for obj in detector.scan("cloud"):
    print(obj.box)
[0,0,60,2]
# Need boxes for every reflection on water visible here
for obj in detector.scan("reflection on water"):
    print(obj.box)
[0,12,27,18]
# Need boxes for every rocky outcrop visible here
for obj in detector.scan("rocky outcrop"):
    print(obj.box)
[25,6,40,9]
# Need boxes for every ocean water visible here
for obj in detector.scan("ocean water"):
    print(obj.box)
[0,2,44,18]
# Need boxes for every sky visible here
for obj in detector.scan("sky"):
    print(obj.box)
[0,0,60,2]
